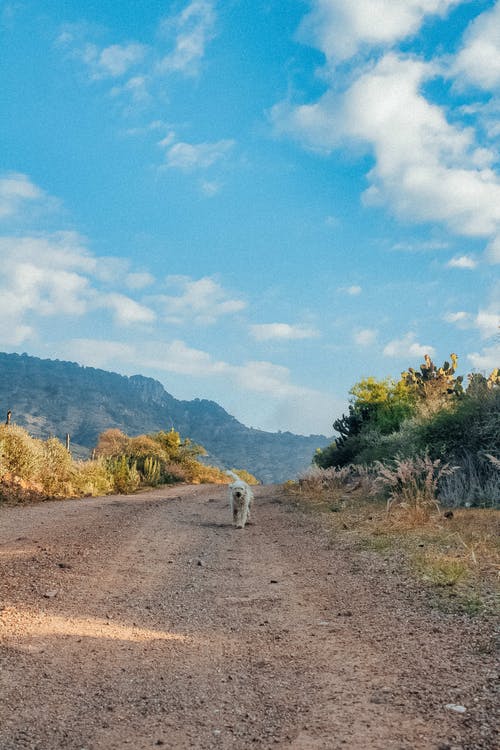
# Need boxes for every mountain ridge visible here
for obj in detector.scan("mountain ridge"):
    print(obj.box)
[0,352,331,483]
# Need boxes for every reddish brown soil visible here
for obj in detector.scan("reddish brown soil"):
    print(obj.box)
[0,485,497,749]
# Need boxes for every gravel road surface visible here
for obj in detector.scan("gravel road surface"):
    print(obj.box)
[0,485,497,749]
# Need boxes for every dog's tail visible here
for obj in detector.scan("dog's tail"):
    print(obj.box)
[226,470,240,482]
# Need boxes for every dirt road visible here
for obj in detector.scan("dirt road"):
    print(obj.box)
[0,485,497,750]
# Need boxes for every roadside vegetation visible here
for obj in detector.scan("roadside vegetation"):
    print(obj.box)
[0,424,256,504]
[315,354,499,508]
[285,353,499,614]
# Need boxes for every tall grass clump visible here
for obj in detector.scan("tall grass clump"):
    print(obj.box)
[373,453,457,522]
[439,452,500,508]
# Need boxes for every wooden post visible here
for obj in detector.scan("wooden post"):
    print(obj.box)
[65,433,70,452]
[5,410,11,426]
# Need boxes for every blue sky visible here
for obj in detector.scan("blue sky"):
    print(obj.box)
[1,0,499,436]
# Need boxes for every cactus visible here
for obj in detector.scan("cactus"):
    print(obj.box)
[143,456,161,486]
[401,353,464,415]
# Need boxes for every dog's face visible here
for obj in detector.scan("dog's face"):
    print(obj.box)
[230,482,246,500]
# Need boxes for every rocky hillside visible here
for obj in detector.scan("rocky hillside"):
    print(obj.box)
[0,352,330,483]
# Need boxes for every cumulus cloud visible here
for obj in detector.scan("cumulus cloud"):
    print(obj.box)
[298,0,460,63]
[0,231,95,271]
[273,5,500,262]
[155,275,246,325]
[383,332,435,358]
[443,304,499,339]
[0,172,47,219]
[0,225,159,347]
[249,323,319,341]
[467,343,500,371]
[452,2,500,91]
[349,55,500,235]
[0,234,94,325]
[474,310,500,339]
[101,293,156,326]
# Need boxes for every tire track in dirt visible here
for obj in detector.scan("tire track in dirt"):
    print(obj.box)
[0,485,497,749]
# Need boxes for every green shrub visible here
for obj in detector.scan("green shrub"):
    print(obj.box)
[0,424,44,480]
[71,457,114,497]
[106,456,140,494]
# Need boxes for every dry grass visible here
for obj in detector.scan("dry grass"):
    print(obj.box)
[283,478,500,615]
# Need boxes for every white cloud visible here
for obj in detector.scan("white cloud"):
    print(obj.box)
[298,0,460,63]
[111,75,151,104]
[0,231,95,272]
[452,2,500,91]
[56,335,338,434]
[349,55,500,237]
[95,43,147,78]
[199,179,222,197]
[486,236,500,264]
[0,172,46,219]
[340,285,362,296]
[233,361,341,433]
[446,254,478,269]
[162,138,234,170]
[443,310,470,324]
[157,0,216,76]
[392,239,450,252]
[249,323,319,341]
[0,226,159,344]
[155,276,246,325]
[475,310,500,339]
[383,332,435,358]
[64,37,147,81]
[0,235,94,325]
[61,339,136,370]
[101,293,156,326]
[354,328,377,346]
[274,52,500,251]
[467,343,500,371]
[0,321,33,347]
[126,272,155,290]
[142,339,229,376]
[443,305,499,339]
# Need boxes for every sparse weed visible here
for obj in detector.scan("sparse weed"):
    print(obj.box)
[417,552,469,586]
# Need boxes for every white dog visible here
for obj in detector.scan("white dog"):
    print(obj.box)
[226,471,253,529]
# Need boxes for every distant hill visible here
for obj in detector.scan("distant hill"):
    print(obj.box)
[0,352,331,483]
